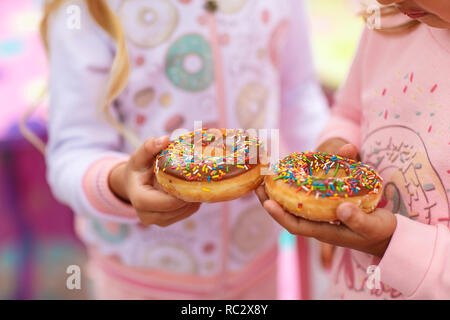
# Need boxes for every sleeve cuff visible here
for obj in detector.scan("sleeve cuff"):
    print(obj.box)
[378,214,437,297]
[82,157,139,222]
[317,115,362,150]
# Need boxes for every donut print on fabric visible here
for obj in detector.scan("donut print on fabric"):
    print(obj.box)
[119,0,179,49]
[159,92,173,107]
[141,244,198,274]
[231,205,274,257]
[236,82,268,129]
[134,87,155,108]
[91,220,130,244]
[164,113,185,133]
[361,125,449,226]
[216,0,248,14]
[165,34,214,92]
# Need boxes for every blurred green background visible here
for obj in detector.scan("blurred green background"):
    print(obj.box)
[307,0,363,88]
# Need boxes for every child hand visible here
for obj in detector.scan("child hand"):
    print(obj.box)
[257,198,396,258]
[109,136,201,227]
[320,242,335,270]
[316,137,359,161]
[256,138,397,258]
[316,138,359,268]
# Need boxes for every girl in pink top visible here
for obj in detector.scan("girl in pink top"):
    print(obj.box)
[41,0,328,299]
[258,0,450,299]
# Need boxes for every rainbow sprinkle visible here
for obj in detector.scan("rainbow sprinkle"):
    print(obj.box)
[272,151,383,199]
[156,129,264,183]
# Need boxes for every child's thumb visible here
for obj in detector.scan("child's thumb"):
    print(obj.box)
[336,202,370,235]
[131,136,169,169]
[337,144,359,161]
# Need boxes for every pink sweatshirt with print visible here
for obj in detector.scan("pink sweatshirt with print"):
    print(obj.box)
[319,23,450,299]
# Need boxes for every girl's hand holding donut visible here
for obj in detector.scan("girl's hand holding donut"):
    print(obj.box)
[256,138,397,258]
[109,136,201,227]
[316,139,359,269]
[257,190,397,257]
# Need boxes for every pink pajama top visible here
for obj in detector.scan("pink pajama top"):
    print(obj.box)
[45,0,328,298]
[319,23,450,299]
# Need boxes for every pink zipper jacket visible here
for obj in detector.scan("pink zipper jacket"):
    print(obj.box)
[319,23,450,299]
[45,0,329,297]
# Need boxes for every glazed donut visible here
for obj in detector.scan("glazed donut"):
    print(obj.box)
[165,34,214,92]
[216,0,248,14]
[91,220,130,244]
[236,82,268,129]
[155,129,267,203]
[140,244,198,273]
[119,0,178,49]
[265,151,383,222]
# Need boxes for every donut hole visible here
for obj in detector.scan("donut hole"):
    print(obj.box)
[248,101,261,114]
[201,146,225,159]
[183,53,203,74]
[139,8,158,26]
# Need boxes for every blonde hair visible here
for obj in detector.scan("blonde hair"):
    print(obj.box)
[360,4,420,33]
[21,0,139,154]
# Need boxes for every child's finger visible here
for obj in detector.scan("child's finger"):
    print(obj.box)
[263,200,320,236]
[130,136,169,169]
[132,189,188,212]
[255,185,269,205]
[337,144,359,160]
[337,202,396,239]
[264,200,354,241]
[139,202,200,225]
[336,202,374,237]
[263,200,296,230]
[157,204,201,227]
[320,242,335,270]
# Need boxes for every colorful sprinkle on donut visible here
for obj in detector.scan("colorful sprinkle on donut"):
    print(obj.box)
[272,151,383,199]
[156,129,264,182]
